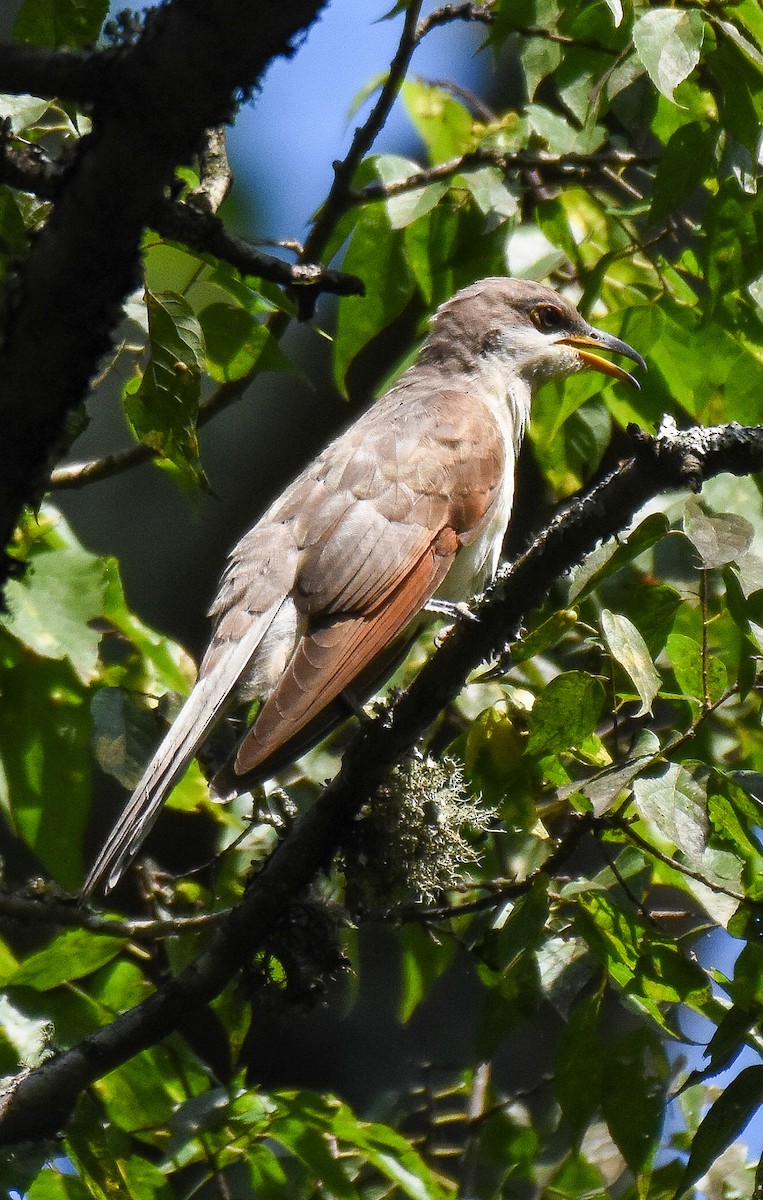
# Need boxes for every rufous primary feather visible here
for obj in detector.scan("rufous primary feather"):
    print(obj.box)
[84,277,645,894]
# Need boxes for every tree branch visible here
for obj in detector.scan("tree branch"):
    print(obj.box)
[0,890,228,939]
[301,0,424,266]
[150,199,365,297]
[0,42,113,104]
[0,417,761,1146]
[0,0,329,582]
[350,147,658,205]
[415,2,495,41]
[0,137,365,301]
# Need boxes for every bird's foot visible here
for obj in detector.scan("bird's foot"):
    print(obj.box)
[424,598,480,623]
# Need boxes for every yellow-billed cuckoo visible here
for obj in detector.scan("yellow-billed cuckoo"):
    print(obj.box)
[84,277,644,894]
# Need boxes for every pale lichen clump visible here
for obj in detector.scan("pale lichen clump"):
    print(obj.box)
[343,757,493,908]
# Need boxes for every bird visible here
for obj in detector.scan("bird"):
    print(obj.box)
[84,276,645,894]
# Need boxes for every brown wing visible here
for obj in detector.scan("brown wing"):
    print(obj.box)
[229,381,508,777]
[235,527,458,773]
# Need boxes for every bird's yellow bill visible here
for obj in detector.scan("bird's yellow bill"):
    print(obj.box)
[558,332,645,390]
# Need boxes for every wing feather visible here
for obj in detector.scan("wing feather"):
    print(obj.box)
[235,536,456,774]
[83,601,284,894]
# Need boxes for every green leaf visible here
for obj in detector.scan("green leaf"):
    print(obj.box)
[632,764,708,865]
[567,513,670,603]
[458,166,518,221]
[525,671,605,756]
[601,609,661,716]
[526,102,605,155]
[681,1004,756,1091]
[199,302,291,382]
[401,80,474,162]
[603,0,622,27]
[557,737,658,817]
[709,37,763,153]
[90,687,159,790]
[0,186,31,264]
[10,930,125,990]
[483,877,550,975]
[27,1169,91,1199]
[602,1028,666,1172]
[633,8,704,103]
[333,202,414,394]
[511,607,579,665]
[14,0,108,47]
[0,95,51,134]
[666,631,728,705]
[398,923,456,1023]
[102,558,195,697]
[555,993,603,1143]
[1,543,107,685]
[683,498,755,569]
[650,122,716,226]
[0,636,91,887]
[123,290,207,492]
[548,1151,607,1200]
[330,1099,454,1200]
[575,893,710,1033]
[675,1066,763,1197]
[403,195,508,308]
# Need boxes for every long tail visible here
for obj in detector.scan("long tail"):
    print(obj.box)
[83,608,278,896]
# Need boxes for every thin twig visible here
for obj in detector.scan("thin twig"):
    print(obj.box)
[611,816,746,904]
[415,2,495,42]
[301,0,425,265]
[0,891,229,939]
[350,148,658,205]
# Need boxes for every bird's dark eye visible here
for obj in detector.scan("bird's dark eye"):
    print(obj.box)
[531,304,565,332]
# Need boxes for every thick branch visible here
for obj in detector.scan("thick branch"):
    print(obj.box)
[0,139,364,301]
[0,0,328,580]
[0,418,760,1146]
[0,42,112,103]
[151,199,365,296]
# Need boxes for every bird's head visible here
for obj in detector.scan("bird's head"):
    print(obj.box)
[423,277,646,393]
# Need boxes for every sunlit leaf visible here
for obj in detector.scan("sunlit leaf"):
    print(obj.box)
[683,498,755,569]
[600,609,661,716]
[633,8,704,102]
[526,672,605,756]
[10,930,125,990]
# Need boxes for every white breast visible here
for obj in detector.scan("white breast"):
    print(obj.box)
[437,372,530,603]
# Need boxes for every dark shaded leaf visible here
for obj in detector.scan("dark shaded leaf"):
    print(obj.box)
[123,291,207,492]
[555,993,603,1143]
[602,1028,667,1172]
[676,1066,763,1197]
[14,0,108,48]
